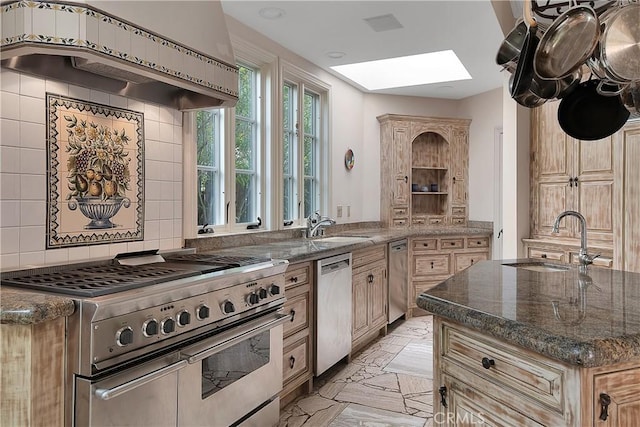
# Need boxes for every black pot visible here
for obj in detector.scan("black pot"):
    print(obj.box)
[557,79,630,141]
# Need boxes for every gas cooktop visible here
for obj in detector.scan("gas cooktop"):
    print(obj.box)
[1,252,272,298]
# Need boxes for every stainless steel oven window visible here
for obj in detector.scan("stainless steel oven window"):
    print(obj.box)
[201,330,270,399]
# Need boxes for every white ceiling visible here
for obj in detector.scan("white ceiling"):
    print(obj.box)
[221,1,509,100]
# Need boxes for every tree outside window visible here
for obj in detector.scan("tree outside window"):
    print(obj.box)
[196,110,221,226]
[235,65,258,224]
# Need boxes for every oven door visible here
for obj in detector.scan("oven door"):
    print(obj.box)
[75,352,186,427]
[177,311,288,427]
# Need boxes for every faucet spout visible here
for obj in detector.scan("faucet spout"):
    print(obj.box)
[552,210,595,268]
[306,212,336,238]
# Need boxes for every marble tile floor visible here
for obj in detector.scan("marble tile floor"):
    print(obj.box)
[278,315,434,427]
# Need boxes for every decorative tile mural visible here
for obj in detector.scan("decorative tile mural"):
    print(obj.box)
[46,93,144,248]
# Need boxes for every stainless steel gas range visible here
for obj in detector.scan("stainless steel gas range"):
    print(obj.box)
[2,251,289,427]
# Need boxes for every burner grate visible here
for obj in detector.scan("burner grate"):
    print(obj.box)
[1,264,200,297]
[163,254,270,266]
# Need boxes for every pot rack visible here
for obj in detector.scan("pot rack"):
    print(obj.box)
[532,0,616,20]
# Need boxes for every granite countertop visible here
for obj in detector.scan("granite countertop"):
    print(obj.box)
[1,226,491,325]
[0,288,75,325]
[195,226,492,263]
[417,259,640,368]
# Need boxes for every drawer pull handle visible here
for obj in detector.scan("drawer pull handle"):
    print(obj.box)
[599,393,611,421]
[476,241,481,245]
[438,386,448,408]
[368,274,374,284]
[290,309,296,322]
[289,356,296,369]
[541,254,547,258]
[290,276,298,283]
[423,243,429,247]
[430,261,434,269]
[481,357,495,369]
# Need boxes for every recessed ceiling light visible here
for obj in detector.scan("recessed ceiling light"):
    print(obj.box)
[330,50,472,91]
[326,51,346,59]
[259,7,285,20]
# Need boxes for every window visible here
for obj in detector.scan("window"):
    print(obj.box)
[235,65,259,224]
[282,73,326,224]
[194,63,261,229]
[196,110,222,226]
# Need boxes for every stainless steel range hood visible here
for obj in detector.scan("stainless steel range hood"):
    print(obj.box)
[1,0,238,111]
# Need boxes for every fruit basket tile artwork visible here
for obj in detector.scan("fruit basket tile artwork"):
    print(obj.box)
[46,93,144,248]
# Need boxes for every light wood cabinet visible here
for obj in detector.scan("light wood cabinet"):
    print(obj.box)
[434,317,640,427]
[410,234,491,314]
[530,101,616,246]
[378,114,471,227]
[351,245,388,354]
[280,262,314,408]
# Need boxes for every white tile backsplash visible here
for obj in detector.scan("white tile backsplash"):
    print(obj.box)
[32,7,55,37]
[19,96,44,123]
[20,122,45,149]
[0,71,185,270]
[1,91,20,120]
[55,8,80,39]
[19,148,45,175]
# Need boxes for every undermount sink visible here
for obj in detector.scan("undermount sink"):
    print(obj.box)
[502,262,571,273]
[312,236,372,244]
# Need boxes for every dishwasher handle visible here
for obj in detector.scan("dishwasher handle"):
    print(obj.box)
[321,259,350,275]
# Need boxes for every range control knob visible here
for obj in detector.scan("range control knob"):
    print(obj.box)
[176,310,191,327]
[221,300,235,315]
[142,319,158,337]
[161,318,176,335]
[196,304,210,320]
[258,288,268,299]
[246,293,259,305]
[270,284,281,296]
[116,326,134,346]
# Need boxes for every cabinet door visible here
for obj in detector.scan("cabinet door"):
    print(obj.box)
[532,101,573,237]
[593,367,640,426]
[352,270,369,341]
[619,121,640,272]
[392,127,410,206]
[440,374,545,427]
[451,128,468,207]
[574,135,614,242]
[368,266,387,329]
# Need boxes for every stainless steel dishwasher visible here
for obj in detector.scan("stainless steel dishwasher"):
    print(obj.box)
[315,252,352,376]
[388,240,408,323]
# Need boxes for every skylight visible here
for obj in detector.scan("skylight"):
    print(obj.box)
[330,50,472,91]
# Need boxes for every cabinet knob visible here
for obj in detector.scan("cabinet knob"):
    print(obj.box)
[599,393,611,421]
[290,309,296,322]
[368,274,374,283]
[481,357,495,369]
[439,386,448,408]
[541,253,547,258]
[289,355,296,369]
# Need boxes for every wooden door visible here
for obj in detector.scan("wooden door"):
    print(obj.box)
[352,270,369,341]
[593,368,640,426]
[531,101,573,237]
[392,126,410,206]
[368,265,387,329]
[574,135,614,243]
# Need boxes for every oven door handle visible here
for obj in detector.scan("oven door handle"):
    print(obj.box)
[94,359,188,401]
[181,312,290,364]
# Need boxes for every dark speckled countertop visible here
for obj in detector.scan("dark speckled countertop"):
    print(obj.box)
[1,288,75,325]
[417,259,640,368]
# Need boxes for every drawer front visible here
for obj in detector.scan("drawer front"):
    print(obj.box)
[283,287,310,338]
[393,218,407,227]
[412,217,426,226]
[285,264,310,288]
[451,217,466,225]
[528,247,564,262]
[452,206,466,216]
[412,238,437,251]
[441,323,567,413]
[393,207,408,217]
[441,238,464,250]
[353,245,386,269]
[570,253,613,269]
[283,337,309,384]
[413,254,451,276]
[454,252,488,272]
[467,237,489,248]
[429,216,445,225]
[412,281,442,308]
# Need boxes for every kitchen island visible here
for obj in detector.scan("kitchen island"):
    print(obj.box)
[417,259,640,426]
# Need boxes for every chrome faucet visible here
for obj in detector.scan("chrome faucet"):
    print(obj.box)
[306,211,336,238]
[551,210,598,269]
